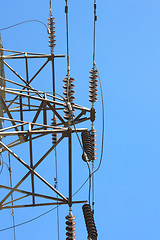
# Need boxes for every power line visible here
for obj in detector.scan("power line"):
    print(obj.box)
[8,153,16,240]
[54,149,60,240]
[0,20,48,32]
[93,0,97,64]
[65,0,70,75]
[0,205,61,232]
[0,154,4,175]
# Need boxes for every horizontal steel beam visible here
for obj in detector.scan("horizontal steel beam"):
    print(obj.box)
[0,128,88,137]
[1,200,87,209]
[0,116,60,129]
[2,54,65,60]
[1,87,65,107]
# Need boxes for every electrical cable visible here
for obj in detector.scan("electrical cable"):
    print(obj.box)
[87,161,91,205]
[65,0,70,74]
[93,61,104,173]
[0,154,4,175]
[93,0,97,65]
[8,153,16,240]
[0,20,48,32]
[92,160,95,212]
[0,205,61,232]
[48,1,60,238]
[0,155,10,175]
[54,148,60,240]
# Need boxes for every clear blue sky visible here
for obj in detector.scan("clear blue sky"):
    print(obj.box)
[1,0,160,240]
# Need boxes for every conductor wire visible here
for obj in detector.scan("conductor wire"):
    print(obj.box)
[65,0,70,74]
[65,0,70,104]
[0,154,4,175]
[8,153,16,240]
[54,148,60,240]
[0,205,61,232]
[93,0,97,65]
[49,1,60,239]
[0,20,48,32]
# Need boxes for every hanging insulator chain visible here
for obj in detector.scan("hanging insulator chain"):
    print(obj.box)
[63,76,75,120]
[82,204,98,240]
[81,130,94,162]
[65,211,76,240]
[51,116,58,145]
[48,8,56,53]
[89,68,98,103]
[91,128,97,161]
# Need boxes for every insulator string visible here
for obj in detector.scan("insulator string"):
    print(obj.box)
[63,77,75,120]
[82,204,98,240]
[72,63,104,197]
[63,0,75,123]
[48,0,56,54]
[65,0,70,105]
[65,211,76,239]
[81,130,94,162]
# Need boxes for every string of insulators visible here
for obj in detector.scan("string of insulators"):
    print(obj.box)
[65,211,76,240]
[82,204,98,240]
[81,130,94,162]
[89,68,98,103]
[91,128,97,161]
[63,76,75,120]
[51,116,58,145]
[48,9,56,54]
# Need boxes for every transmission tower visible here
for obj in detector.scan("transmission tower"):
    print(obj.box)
[0,1,101,239]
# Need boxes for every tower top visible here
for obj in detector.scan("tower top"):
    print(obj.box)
[50,0,52,16]
[48,0,56,54]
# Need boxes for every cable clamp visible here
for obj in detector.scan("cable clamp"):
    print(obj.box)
[66,101,72,112]
[65,6,68,13]
[83,152,89,162]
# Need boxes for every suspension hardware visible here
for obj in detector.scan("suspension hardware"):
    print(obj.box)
[82,204,98,240]
[65,211,76,240]
[81,130,94,162]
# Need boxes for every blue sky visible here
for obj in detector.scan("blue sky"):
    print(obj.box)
[1,0,160,240]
